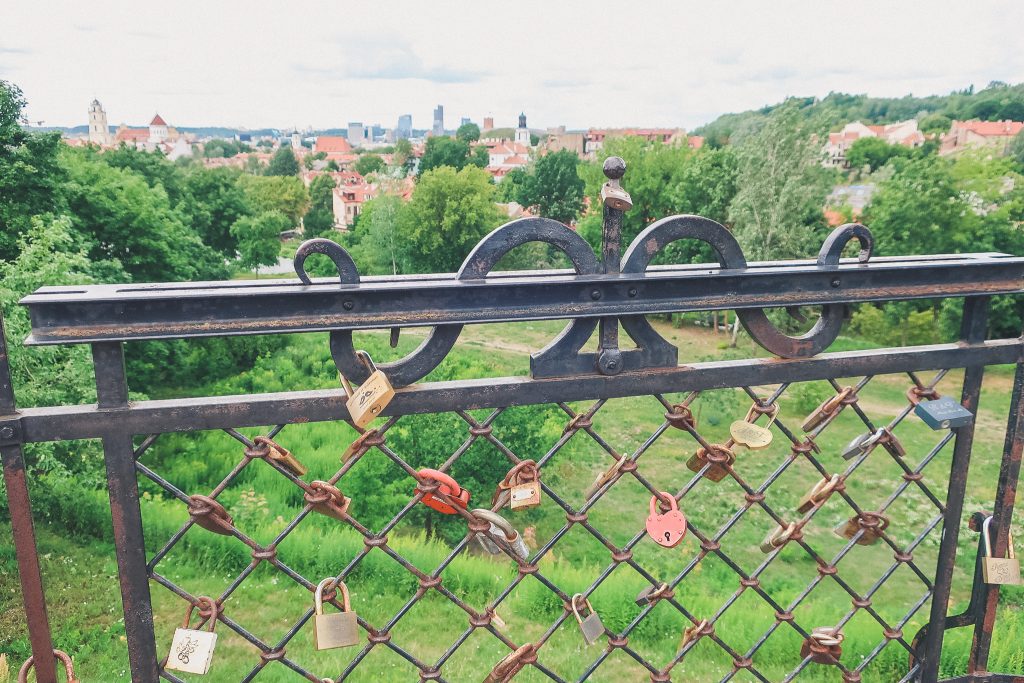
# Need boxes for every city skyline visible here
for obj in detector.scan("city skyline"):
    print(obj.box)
[2,0,1023,131]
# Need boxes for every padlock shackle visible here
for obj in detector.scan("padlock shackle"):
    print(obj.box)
[339,371,355,399]
[253,435,288,457]
[417,468,461,494]
[743,400,779,426]
[808,474,841,504]
[315,577,352,614]
[471,508,518,541]
[17,649,78,683]
[906,385,941,406]
[355,349,378,374]
[501,460,539,487]
[183,596,219,632]
[570,593,594,621]
[982,515,1016,560]
[649,491,677,516]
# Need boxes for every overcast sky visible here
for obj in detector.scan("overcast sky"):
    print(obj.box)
[2,0,1022,132]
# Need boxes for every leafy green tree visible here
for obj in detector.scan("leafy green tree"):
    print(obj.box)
[230,211,290,271]
[180,166,251,256]
[398,166,504,272]
[392,138,414,174]
[728,101,831,260]
[919,113,952,135]
[238,174,310,225]
[419,136,472,173]
[203,138,245,158]
[354,154,385,176]
[845,137,910,172]
[102,144,185,203]
[495,168,527,202]
[266,145,300,176]
[456,122,480,142]
[347,194,404,275]
[470,144,489,168]
[303,173,337,238]
[1011,132,1024,171]
[515,149,584,224]
[0,80,65,260]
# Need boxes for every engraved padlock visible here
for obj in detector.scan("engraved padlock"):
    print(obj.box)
[802,387,853,432]
[340,351,395,429]
[907,387,974,430]
[472,509,529,560]
[313,578,360,650]
[686,444,735,482]
[165,598,219,674]
[645,493,687,548]
[981,515,1021,585]
[571,594,605,646]
[730,401,778,450]
[797,474,841,514]
[254,435,307,477]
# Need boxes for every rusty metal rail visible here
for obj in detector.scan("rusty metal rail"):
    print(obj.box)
[2,158,1023,682]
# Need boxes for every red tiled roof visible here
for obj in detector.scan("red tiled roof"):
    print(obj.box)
[315,136,353,154]
[953,120,1024,137]
[150,114,167,126]
[116,128,150,141]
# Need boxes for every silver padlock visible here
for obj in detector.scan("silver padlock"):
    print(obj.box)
[841,428,884,460]
[472,509,529,560]
[908,388,974,430]
[313,578,360,650]
[982,516,1021,585]
[571,594,605,646]
[165,599,218,674]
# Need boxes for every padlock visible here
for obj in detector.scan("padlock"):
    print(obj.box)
[585,456,627,499]
[679,619,709,651]
[17,649,79,683]
[600,179,633,211]
[635,582,671,606]
[800,627,843,664]
[339,351,395,429]
[254,436,307,477]
[834,512,889,546]
[878,428,907,458]
[645,493,687,548]
[759,522,797,554]
[483,643,536,683]
[305,480,351,522]
[981,515,1021,585]
[802,387,854,432]
[313,578,360,649]
[416,468,470,514]
[472,509,530,560]
[907,387,974,430]
[187,495,235,536]
[686,444,735,482]
[340,428,380,463]
[571,594,605,646]
[730,401,778,450]
[165,598,219,674]
[840,428,884,461]
[797,474,841,514]
[494,460,542,510]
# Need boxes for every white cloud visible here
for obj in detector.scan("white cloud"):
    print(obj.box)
[2,0,1022,130]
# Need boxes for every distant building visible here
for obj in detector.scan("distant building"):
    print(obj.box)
[823,120,924,168]
[515,112,530,147]
[482,116,494,132]
[347,122,365,147]
[460,117,471,127]
[87,99,111,145]
[112,112,193,159]
[314,135,353,158]
[544,132,586,156]
[291,130,302,150]
[485,140,530,181]
[396,114,412,139]
[940,119,1024,156]
[584,128,688,156]
[432,105,444,136]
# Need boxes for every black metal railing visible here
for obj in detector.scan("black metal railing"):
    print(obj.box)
[2,158,1023,682]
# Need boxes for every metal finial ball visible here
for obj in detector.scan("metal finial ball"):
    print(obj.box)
[603,156,626,180]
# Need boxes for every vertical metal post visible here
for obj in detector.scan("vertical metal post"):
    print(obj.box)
[93,341,160,682]
[596,156,628,376]
[968,350,1024,673]
[0,315,58,683]
[919,296,990,682]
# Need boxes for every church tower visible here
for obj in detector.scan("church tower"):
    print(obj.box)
[515,112,530,146]
[149,114,168,143]
[88,99,110,145]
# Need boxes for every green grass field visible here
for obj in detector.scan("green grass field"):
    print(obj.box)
[2,317,1023,682]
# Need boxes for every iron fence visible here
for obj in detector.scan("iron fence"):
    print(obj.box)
[2,158,1023,682]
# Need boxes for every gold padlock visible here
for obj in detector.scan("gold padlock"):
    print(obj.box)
[679,618,709,652]
[759,522,797,554]
[730,401,778,450]
[166,598,219,674]
[834,512,889,546]
[313,578,360,650]
[686,444,735,482]
[340,351,395,429]
[254,436,307,477]
[494,461,542,510]
[571,594,605,646]
[585,456,627,499]
[802,387,854,432]
[982,516,1021,585]
[796,474,841,514]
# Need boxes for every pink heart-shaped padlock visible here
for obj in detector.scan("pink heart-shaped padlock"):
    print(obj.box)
[646,492,687,548]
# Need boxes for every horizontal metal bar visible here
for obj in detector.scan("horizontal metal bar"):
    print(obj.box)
[21,253,1024,344]
[15,338,1021,443]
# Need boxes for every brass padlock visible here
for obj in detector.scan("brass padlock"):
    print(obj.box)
[759,522,797,554]
[165,598,219,674]
[982,515,1021,585]
[313,578,360,650]
[800,626,843,664]
[802,387,853,432]
[340,351,395,429]
[495,461,542,510]
[254,436,307,477]
[796,474,841,514]
[679,619,709,652]
[635,582,671,606]
[730,401,778,450]
[834,512,889,546]
[600,175,633,211]
[571,594,605,646]
[585,456,627,499]
[686,444,735,482]
[305,480,351,522]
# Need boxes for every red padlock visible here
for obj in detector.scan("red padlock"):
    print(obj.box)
[416,468,470,514]
[646,492,687,548]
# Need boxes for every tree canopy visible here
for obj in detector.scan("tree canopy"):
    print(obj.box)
[266,145,300,176]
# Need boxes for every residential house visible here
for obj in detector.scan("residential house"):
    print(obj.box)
[823,120,925,168]
[940,120,1024,156]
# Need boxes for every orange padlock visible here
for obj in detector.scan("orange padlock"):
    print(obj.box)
[416,468,470,514]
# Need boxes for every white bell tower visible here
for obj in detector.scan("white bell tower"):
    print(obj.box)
[88,99,110,145]
[515,112,530,147]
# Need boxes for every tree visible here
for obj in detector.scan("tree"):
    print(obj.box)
[392,138,413,174]
[180,166,251,256]
[303,174,337,238]
[0,80,65,260]
[266,145,300,176]
[354,154,385,176]
[456,122,480,142]
[230,211,290,271]
[238,174,310,225]
[398,166,505,273]
[515,149,584,225]
[348,194,404,275]
[470,144,489,168]
[419,136,472,173]
[728,101,831,260]
[1011,131,1024,171]
[203,138,245,158]
[102,144,185,203]
[845,137,910,172]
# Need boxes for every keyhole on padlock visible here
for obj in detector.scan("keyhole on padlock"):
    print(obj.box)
[664,531,671,542]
